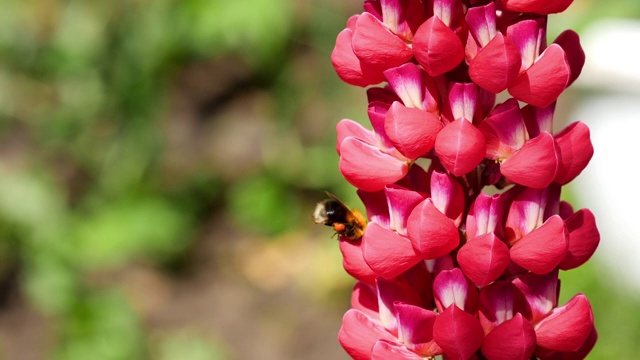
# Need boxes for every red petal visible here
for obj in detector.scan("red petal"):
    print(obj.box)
[352,13,413,71]
[559,209,600,270]
[364,223,421,279]
[469,33,522,93]
[435,118,487,176]
[500,132,558,188]
[501,0,574,14]
[358,189,391,229]
[339,309,395,360]
[534,294,594,352]
[553,30,585,87]
[512,270,559,323]
[377,277,423,333]
[331,27,385,87]
[371,340,424,360]
[351,282,379,319]
[413,17,464,76]
[433,268,479,313]
[508,44,570,108]
[536,325,597,360]
[479,98,527,160]
[340,239,377,285]
[385,102,443,159]
[336,119,376,155]
[554,121,593,185]
[433,305,485,360]
[407,199,460,260]
[385,185,427,236]
[395,304,442,356]
[466,192,507,239]
[482,314,536,360]
[478,281,517,333]
[339,137,409,192]
[430,171,465,226]
[457,233,511,287]
[510,215,568,274]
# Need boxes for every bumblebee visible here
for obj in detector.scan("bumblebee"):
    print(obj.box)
[313,192,367,241]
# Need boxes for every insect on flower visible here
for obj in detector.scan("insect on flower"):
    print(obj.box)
[313,192,367,241]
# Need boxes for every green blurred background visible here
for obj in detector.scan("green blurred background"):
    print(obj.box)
[0,0,637,359]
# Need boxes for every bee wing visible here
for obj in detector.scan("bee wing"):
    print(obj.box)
[324,191,351,211]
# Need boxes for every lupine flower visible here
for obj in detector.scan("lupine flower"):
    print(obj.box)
[327,0,599,358]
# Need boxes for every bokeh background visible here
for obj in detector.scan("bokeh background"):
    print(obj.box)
[0,0,638,359]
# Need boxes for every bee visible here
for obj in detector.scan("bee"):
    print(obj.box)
[313,192,367,241]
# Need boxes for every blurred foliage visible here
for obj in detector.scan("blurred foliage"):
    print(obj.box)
[0,0,360,358]
[0,0,637,359]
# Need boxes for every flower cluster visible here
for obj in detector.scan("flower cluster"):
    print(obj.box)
[330,0,599,359]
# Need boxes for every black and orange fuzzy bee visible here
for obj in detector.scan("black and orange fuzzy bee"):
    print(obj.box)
[313,192,367,241]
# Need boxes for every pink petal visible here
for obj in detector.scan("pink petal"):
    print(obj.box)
[340,239,377,285]
[457,233,511,287]
[379,0,426,40]
[395,303,442,356]
[352,13,413,71]
[433,0,465,28]
[469,33,522,93]
[371,340,423,360]
[385,102,443,159]
[430,171,465,226]
[534,294,594,352]
[508,44,571,108]
[337,119,377,155]
[384,63,427,110]
[384,63,440,113]
[554,121,594,185]
[368,101,397,152]
[510,215,568,274]
[501,132,558,188]
[479,98,527,160]
[385,185,427,236]
[553,30,585,87]
[435,118,487,176]
[433,268,478,313]
[478,281,517,333]
[522,102,555,137]
[339,137,409,192]
[559,209,600,270]
[448,82,478,122]
[364,223,421,279]
[501,0,574,15]
[331,26,386,87]
[358,189,391,229]
[536,325,597,360]
[339,309,395,360]
[433,305,485,360]
[504,186,547,244]
[503,184,561,245]
[351,282,379,319]
[466,192,507,238]
[407,199,460,260]
[512,270,559,322]
[482,313,536,360]
[506,19,545,70]
[377,277,423,334]
[413,16,465,76]
[465,2,497,48]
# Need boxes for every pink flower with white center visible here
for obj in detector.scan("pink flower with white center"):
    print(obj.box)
[326,0,601,358]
